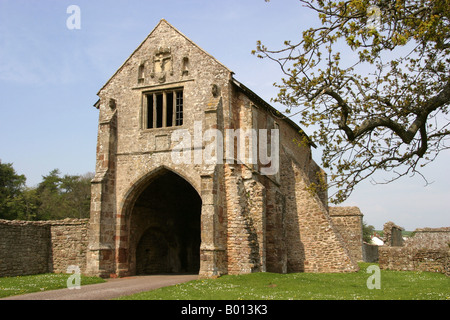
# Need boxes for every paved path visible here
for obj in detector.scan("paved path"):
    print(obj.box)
[1,274,198,300]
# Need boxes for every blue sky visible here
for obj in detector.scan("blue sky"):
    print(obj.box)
[0,0,449,230]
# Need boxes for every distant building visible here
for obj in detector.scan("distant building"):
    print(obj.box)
[370,236,384,246]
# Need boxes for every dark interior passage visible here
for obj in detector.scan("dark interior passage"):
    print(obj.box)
[133,170,201,274]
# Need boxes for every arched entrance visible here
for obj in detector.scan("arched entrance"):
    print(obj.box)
[129,169,202,274]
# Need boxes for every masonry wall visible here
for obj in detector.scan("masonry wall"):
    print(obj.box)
[0,219,89,277]
[280,151,357,273]
[362,243,379,263]
[226,87,358,274]
[0,220,50,277]
[49,219,90,273]
[329,206,364,262]
[379,247,449,274]
[379,227,450,275]
[405,227,450,249]
[383,221,404,246]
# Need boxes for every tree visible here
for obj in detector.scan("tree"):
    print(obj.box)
[255,0,450,203]
[36,169,93,220]
[362,221,375,243]
[7,187,40,221]
[0,163,92,220]
[37,169,62,194]
[0,160,27,220]
[36,169,65,220]
[60,172,93,219]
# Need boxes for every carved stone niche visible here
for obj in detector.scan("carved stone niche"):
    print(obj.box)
[182,57,189,76]
[151,46,173,83]
[109,98,116,110]
[211,84,220,98]
[138,61,146,84]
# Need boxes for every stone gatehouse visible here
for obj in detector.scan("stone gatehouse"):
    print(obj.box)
[86,19,361,278]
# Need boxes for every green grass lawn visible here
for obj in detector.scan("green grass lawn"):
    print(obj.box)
[0,273,105,298]
[118,263,449,300]
[1,263,448,300]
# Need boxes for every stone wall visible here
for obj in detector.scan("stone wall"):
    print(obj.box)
[48,219,89,273]
[379,226,450,275]
[0,220,50,277]
[329,206,364,262]
[282,160,357,273]
[0,219,89,277]
[383,221,404,246]
[405,227,450,249]
[362,243,379,263]
[379,247,449,274]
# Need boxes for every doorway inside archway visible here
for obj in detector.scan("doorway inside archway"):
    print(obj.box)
[131,170,201,274]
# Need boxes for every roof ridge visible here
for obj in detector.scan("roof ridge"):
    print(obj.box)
[159,19,232,74]
[97,19,232,95]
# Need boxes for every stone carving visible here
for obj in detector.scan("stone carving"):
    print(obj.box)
[182,56,189,76]
[211,84,219,97]
[138,61,145,84]
[151,46,173,83]
[108,98,116,110]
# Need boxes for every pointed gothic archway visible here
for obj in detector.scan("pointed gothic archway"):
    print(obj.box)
[124,168,202,275]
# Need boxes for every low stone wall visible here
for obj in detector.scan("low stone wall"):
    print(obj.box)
[0,219,89,277]
[362,242,379,263]
[0,220,50,277]
[406,227,450,249]
[48,219,89,273]
[380,247,449,274]
[379,226,450,275]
